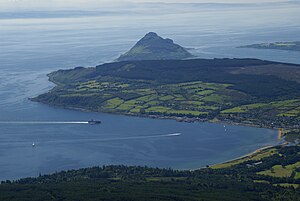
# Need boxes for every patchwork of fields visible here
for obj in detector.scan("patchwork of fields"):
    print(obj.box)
[36,76,300,128]
[33,59,300,129]
[221,100,300,117]
[60,80,249,118]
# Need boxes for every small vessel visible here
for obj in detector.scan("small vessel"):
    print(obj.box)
[88,119,101,125]
[32,142,35,147]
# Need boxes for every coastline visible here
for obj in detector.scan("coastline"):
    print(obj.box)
[31,73,292,132]
[208,145,275,169]
[30,75,290,170]
[30,97,281,130]
[32,99,287,170]
[207,129,287,169]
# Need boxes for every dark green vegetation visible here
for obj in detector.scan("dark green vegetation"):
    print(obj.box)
[211,145,300,190]
[1,146,299,201]
[285,129,300,143]
[33,58,300,130]
[117,32,193,61]
[239,41,300,52]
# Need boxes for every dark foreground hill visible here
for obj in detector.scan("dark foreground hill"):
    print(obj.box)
[1,145,300,201]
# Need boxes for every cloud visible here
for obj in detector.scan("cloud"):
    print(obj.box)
[0,0,293,10]
[0,0,127,10]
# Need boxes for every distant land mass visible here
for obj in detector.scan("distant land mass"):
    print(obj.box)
[117,32,193,61]
[32,58,300,130]
[239,41,300,52]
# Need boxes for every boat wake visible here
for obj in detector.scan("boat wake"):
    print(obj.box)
[0,133,182,147]
[47,133,182,144]
[0,121,89,125]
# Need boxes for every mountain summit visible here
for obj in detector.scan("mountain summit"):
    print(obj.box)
[117,32,193,61]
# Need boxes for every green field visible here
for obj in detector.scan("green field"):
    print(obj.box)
[33,58,300,130]
[257,162,300,178]
[35,76,300,129]
[221,100,300,115]
[73,74,300,127]
[211,146,300,190]
[45,79,248,118]
[211,148,278,169]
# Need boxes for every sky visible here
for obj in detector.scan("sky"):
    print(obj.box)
[0,0,297,10]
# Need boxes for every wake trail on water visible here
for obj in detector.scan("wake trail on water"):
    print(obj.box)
[0,121,89,125]
[42,133,182,144]
[0,133,182,146]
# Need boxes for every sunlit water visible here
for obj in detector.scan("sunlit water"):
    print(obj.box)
[0,4,299,180]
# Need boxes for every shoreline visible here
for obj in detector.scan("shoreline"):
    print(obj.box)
[206,129,287,169]
[30,98,282,130]
[31,73,289,132]
[31,76,289,171]
[206,145,275,170]
[32,99,287,170]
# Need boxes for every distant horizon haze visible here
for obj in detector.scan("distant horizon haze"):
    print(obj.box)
[0,0,299,10]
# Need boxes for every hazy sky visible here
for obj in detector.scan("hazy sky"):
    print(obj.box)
[0,0,296,10]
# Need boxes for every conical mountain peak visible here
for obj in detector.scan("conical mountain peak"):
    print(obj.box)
[117,32,193,61]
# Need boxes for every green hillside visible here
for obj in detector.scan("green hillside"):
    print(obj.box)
[32,58,300,129]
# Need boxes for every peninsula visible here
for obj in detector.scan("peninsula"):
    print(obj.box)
[32,58,300,133]
[239,41,300,52]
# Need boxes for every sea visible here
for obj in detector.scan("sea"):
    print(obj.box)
[0,3,299,181]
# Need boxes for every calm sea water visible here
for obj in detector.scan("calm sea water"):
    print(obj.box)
[0,4,299,180]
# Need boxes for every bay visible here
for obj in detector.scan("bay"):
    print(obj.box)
[1,4,299,180]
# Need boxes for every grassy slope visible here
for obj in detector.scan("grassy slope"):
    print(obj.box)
[212,146,300,191]
[32,58,300,129]
[257,162,300,178]
[211,147,278,169]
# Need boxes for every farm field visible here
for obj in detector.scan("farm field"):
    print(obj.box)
[211,146,300,189]
[50,80,246,118]
[33,58,300,129]
[257,162,300,178]
[211,148,278,169]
